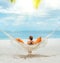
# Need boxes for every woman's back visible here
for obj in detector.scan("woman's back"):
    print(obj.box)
[27,40,34,45]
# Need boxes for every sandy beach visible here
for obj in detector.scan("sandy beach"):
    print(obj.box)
[0,38,60,63]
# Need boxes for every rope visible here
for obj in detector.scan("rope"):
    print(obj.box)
[27,26,60,50]
[0,31,46,51]
[45,26,59,39]
[0,31,28,50]
[0,25,59,52]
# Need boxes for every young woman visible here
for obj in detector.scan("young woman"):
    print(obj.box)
[27,36,42,45]
[16,36,42,45]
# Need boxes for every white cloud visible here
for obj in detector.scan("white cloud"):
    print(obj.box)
[0,6,3,9]
[54,21,60,27]
[44,0,60,9]
[12,0,35,14]
[0,0,60,17]
[11,16,25,26]
[0,0,47,16]
[51,21,60,30]
[0,16,14,21]
[0,16,15,27]
[36,21,47,25]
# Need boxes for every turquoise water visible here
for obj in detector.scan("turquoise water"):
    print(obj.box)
[0,31,60,39]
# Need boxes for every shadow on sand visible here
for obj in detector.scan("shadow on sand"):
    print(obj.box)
[14,54,56,59]
[0,53,56,59]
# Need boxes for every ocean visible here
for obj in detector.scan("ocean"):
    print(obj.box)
[0,31,60,39]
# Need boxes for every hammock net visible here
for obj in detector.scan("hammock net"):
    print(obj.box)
[1,31,48,52]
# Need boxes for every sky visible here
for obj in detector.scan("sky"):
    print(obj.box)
[0,0,60,31]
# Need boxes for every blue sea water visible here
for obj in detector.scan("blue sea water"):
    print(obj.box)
[0,31,60,39]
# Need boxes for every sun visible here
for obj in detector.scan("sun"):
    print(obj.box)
[12,0,35,14]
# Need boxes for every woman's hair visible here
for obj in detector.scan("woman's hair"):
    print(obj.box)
[29,36,33,40]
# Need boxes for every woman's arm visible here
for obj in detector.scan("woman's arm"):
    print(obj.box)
[34,37,42,44]
[16,38,24,43]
